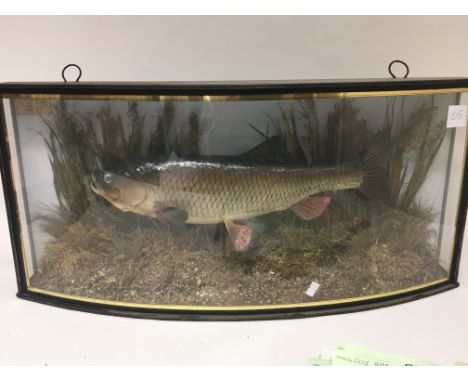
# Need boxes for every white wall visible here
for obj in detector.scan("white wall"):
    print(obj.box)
[1,16,468,82]
[0,15,468,365]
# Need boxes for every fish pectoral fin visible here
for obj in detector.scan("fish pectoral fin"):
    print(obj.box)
[154,202,176,215]
[290,196,331,220]
[156,208,188,226]
[154,202,188,226]
[225,220,254,252]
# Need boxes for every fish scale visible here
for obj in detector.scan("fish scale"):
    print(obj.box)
[91,160,370,251]
[144,162,364,224]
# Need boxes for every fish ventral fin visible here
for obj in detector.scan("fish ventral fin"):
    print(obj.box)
[225,220,254,252]
[290,196,331,220]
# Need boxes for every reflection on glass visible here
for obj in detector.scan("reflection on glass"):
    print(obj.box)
[6,93,463,307]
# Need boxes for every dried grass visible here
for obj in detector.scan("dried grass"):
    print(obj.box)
[174,111,202,157]
[264,99,370,166]
[40,102,99,222]
[38,100,203,237]
[148,101,175,158]
[387,98,446,210]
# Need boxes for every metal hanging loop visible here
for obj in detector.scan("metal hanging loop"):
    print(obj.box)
[388,60,409,78]
[61,64,82,82]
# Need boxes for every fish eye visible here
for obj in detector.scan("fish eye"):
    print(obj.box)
[104,173,113,184]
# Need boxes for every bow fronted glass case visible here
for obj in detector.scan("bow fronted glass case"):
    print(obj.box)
[1,78,467,320]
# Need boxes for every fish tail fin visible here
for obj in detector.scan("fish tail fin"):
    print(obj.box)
[358,149,389,202]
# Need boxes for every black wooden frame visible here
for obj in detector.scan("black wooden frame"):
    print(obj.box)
[1,77,467,321]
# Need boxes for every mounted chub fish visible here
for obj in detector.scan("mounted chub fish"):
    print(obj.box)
[90,154,378,252]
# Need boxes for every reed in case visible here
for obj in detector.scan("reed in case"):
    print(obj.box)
[1,76,467,320]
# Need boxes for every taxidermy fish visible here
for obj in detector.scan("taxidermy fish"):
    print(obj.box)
[90,156,377,252]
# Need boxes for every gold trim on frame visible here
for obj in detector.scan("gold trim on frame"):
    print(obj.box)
[3,86,467,314]
[27,278,448,311]
[3,87,468,102]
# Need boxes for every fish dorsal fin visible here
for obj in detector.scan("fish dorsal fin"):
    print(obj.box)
[290,196,331,220]
[239,135,289,164]
[225,220,254,252]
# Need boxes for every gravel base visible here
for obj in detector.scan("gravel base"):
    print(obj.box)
[30,200,448,307]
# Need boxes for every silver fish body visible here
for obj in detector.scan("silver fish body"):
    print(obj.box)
[91,160,364,224]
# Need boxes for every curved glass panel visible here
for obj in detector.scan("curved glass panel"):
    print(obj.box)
[1,88,466,314]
